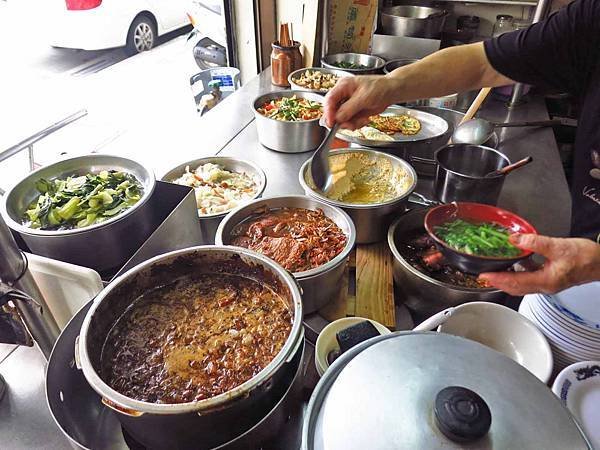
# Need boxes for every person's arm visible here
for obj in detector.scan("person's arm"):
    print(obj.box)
[324,42,512,129]
[479,234,600,296]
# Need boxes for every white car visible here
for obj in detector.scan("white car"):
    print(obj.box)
[47,0,191,54]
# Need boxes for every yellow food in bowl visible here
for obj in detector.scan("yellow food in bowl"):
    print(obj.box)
[310,152,413,204]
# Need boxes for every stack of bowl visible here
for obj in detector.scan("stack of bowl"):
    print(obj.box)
[519,282,600,372]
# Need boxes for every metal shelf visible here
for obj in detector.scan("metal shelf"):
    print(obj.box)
[441,0,537,6]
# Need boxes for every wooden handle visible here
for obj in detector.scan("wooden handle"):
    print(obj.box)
[448,87,492,145]
[460,87,492,125]
[498,156,533,175]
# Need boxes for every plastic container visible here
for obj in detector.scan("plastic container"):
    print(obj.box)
[492,14,514,37]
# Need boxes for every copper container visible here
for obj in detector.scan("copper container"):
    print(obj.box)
[271,41,302,87]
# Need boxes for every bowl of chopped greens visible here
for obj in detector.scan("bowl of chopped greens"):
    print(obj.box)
[253,90,326,153]
[424,202,538,273]
[1,154,155,271]
[321,53,386,74]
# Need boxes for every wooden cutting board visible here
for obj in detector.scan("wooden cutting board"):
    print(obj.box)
[319,243,395,330]
[355,242,395,329]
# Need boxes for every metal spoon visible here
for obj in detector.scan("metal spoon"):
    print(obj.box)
[452,118,563,145]
[310,122,340,194]
[485,156,533,178]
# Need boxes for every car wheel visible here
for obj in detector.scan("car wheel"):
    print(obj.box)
[126,16,156,55]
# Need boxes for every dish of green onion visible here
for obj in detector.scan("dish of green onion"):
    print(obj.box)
[434,219,521,258]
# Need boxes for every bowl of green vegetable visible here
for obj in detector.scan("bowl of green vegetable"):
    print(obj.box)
[321,53,386,74]
[424,202,537,274]
[0,154,156,272]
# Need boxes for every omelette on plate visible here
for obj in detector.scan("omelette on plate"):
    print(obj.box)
[368,114,422,135]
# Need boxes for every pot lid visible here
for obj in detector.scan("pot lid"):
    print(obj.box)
[303,333,590,450]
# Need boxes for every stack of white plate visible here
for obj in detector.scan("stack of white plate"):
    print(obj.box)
[519,282,600,372]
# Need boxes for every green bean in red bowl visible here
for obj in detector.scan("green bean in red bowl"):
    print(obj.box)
[424,202,538,274]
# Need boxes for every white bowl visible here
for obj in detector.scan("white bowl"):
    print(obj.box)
[315,317,391,377]
[552,361,600,449]
[438,302,553,383]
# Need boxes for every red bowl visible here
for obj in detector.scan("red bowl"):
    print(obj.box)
[424,202,538,274]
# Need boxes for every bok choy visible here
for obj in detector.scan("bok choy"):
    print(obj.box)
[23,170,143,230]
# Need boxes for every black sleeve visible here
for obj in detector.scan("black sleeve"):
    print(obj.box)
[484,0,600,97]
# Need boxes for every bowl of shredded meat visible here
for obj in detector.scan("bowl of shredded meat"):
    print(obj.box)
[216,195,356,313]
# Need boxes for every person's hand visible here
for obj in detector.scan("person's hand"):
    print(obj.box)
[479,234,600,296]
[323,75,398,129]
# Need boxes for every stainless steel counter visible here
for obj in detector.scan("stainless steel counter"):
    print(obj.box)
[0,69,572,450]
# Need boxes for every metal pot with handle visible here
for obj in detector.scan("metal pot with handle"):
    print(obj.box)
[381,6,448,39]
[76,246,304,450]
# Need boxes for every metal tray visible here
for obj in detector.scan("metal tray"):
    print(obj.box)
[334,105,449,147]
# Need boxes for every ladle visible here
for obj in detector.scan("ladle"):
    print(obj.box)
[485,156,533,178]
[310,121,339,194]
[453,118,562,145]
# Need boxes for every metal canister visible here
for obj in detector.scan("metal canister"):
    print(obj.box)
[271,41,302,87]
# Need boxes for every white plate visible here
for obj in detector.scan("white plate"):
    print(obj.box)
[530,300,600,351]
[552,361,600,449]
[529,296,600,345]
[526,301,600,361]
[536,296,600,341]
[333,105,449,147]
[543,282,600,330]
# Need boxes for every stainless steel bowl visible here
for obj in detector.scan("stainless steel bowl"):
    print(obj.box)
[253,90,326,153]
[78,245,304,449]
[321,53,386,74]
[162,156,267,244]
[288,67,354,93]
[434,144,510,205]
[299,148,417,244]
[383,58,419,74]
[215,195,356,314]
[387,208,504,319]
[0,154,156,272]
[381,5,448,38]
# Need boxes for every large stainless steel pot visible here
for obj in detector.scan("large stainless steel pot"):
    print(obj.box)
[299,148,417,244]
[216,195,356,314]
[253,91,326,153]
[434,144,510,205]
[302,332,591,449]
[387,208,504,318]
[381,5,448,38]
[47,298,305,450]
[77,246,304,450]
[162,156,267,244]
[0,154,155,273]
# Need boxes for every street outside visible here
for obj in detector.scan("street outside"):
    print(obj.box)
[0,0,196,192]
